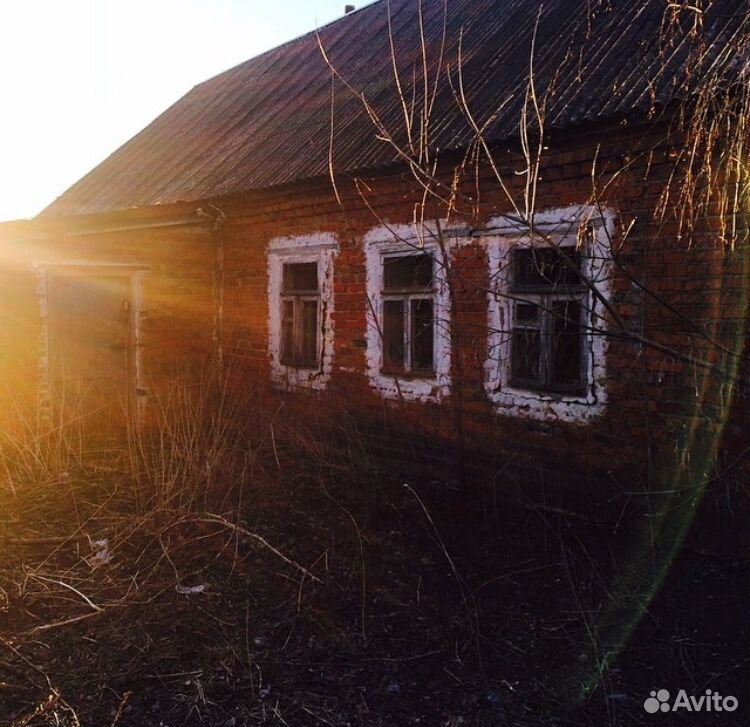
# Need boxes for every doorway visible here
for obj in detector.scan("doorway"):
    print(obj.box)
[44,265,142,439]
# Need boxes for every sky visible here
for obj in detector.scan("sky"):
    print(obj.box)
[0,0,374,222]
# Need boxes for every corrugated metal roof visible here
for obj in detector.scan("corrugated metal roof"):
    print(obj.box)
[42,0,750,217]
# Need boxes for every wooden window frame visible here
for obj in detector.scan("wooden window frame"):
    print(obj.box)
[280,262,320,369]
[380,253,436,376]
[509,246,589,396]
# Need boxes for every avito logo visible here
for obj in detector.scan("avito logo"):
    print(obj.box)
[644,688,738,714]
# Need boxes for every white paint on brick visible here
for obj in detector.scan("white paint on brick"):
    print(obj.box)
[483,205,615,423]
[267,233,339,391]
[364,222,459,403]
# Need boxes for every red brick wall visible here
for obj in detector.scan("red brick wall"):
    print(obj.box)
[214,122,747,511]
[0,121,745,517]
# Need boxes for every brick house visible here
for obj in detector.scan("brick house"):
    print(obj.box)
[0,0,747,515]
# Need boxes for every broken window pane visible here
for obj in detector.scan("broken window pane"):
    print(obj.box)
[513,248,582,290]
[411,298,434,372]
[384,254,434,291]
[383,299,405,371]
[550,300,583,387]
[283,262,318,293]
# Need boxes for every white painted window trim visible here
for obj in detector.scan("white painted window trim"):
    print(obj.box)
[365,223,461,403]
[483,205,615,423]
[267,233,338,391]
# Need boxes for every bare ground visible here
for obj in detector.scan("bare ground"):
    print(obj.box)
[0,432,747,727]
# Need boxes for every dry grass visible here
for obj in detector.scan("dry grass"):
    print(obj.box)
[0,373,289,725]
[0,375,746,727]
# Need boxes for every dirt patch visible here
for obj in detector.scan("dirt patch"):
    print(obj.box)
[0,440,747,726]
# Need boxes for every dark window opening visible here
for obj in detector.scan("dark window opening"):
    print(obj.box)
[281,299,295,363]
[513,247,583,291]
[280,262,320,368]
[300,299,319,365]
[411,298,434,372]
[509,247,587,394]
[383,300,405,372]
[384,253,434,291]
[512,323,541,382]
[550,300,583,387]
[283,261,318,293]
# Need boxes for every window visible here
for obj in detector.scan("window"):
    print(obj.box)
[381,253,435,374]
[484,206,613,422]
[280,261,320,367]
[364,225,453,402]
[268,233,338,391]
[510,247,587,394]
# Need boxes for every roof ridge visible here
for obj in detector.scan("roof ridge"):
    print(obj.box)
[192,0,386,91]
